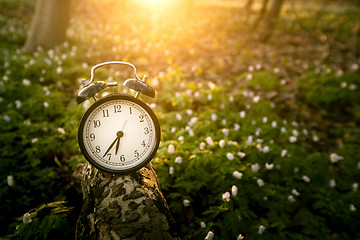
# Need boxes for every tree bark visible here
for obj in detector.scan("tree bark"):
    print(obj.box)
[75,162,179,240]
[259,0,284,42]
[252,0,269,30]
[24,0,71,53]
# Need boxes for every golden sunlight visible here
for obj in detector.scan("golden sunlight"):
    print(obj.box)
[136,0,168,7]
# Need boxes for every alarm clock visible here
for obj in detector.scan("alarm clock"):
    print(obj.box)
[77,61,160,174]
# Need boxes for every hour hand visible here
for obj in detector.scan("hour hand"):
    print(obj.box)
[115,131,124,155]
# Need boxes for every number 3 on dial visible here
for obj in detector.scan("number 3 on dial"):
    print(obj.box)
[78,94,161,173]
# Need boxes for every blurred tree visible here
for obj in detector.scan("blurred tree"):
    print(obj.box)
[258,0,284,42]
[24,0,71,53]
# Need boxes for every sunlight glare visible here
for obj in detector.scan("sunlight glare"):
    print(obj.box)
[138,0,167,7]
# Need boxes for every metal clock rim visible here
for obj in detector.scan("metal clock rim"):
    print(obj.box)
[78,93,161,174]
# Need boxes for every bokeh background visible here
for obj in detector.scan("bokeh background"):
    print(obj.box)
[1,0,360,239]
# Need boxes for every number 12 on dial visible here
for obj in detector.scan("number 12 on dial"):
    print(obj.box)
[78,94,161,173]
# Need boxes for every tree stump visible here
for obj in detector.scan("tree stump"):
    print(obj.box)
[75,162,179,240]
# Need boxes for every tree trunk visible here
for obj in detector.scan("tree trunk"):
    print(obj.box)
[75,162,179,240]
[24,0,71,53]
[252,0,269,30]
[259,0,284,42]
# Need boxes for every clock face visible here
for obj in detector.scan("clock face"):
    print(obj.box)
[78,94,160,173]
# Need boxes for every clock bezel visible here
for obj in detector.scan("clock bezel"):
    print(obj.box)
[78,93,161,174]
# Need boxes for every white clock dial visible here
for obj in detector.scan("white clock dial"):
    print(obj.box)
[78,94,160,173]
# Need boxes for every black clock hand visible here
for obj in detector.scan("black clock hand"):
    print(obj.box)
[103,135,119,158]
[115,131,124,155]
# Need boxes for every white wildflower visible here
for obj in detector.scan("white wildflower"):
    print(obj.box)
[200,222,206,228]
[288,195,296,203]
[22,79,31,86]
[302,175,310,183]
[351,63,359,71]
[7,175,14,187]
[57,127,65,134]
[211,113,217,121]
[240,111,246,118]
[292,129,299,137]
[188,129,194,137]
[207,94,213,101]
[246,73,253,80]
[183,199,190,207]
[257,179,264,187]
[199,142,206,150]
[233,171,243,179]
[221,119,227,125]
[258,225,266,235]
[15,100,21,109]
[188,117,198,126]
[23,213,32,224]
[330,153,343,163]
[255,128,261,136]
[281,127,287,133]
[237,151,246,159]
[167,144,175,154]
[340,81,347,88]
[271,121,277,128]
[237,234,244,240]
[231,185,238,196]
[176,113,182,121]
[31,138,38,143]
[350,204,357,212]
[251,163,260,172]
[169,167,174,175]
[226,152,234,161]
[353,183,358,191]
[186,109,193,115]
[291,189,299,196]
[302,129,309,136]
[206,136,214,146]
[43,102,49,108]
[349,84,357,90]
[178,136,184,142]
[262,146,270,153]
[262,117,268,123]
[329,179,336,188]
[289,136,297,143]
[312,135,319,142]
[56,66,62,74]
[253,95,260,103]
[222,191,231,202]
[222,128,229,136]
[3,115,11,122]
[205,231,214,240]
[246,135,253,144]
[265,163,274,170]
[281,149,288,157]
[234,123,241,131]
[175,156,182,164]
[219,139,226,148]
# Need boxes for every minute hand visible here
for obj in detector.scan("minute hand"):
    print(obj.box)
[103,136,119,158]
